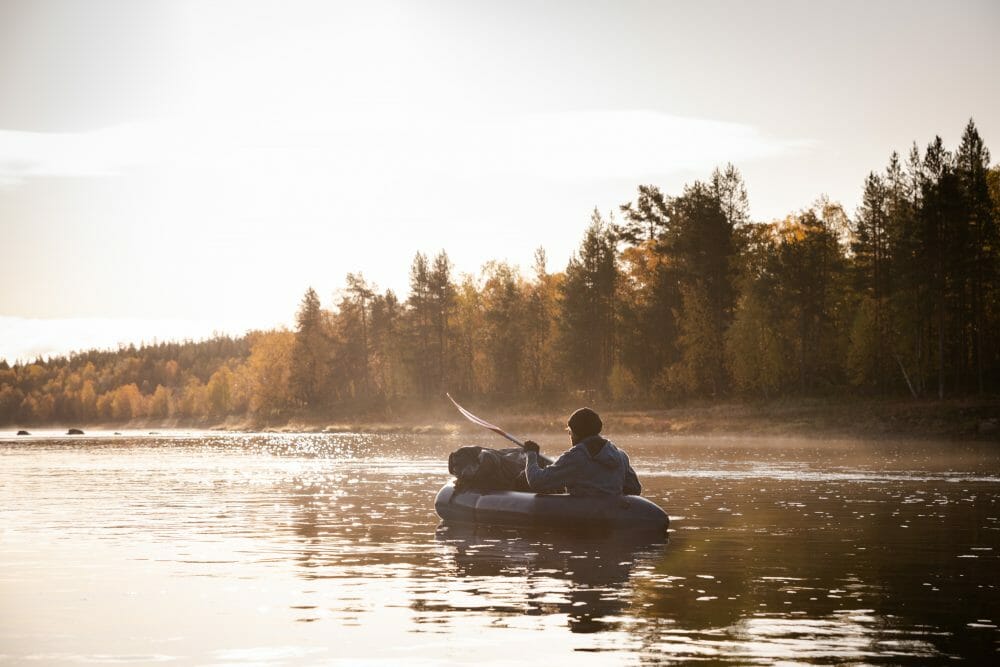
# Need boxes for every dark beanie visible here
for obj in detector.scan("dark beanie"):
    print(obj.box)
[568,407,603,438]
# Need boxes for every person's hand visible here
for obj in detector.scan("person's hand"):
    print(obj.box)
[523,440,540,454]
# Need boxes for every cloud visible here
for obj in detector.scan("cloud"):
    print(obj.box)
[0,122,183,186]
[0,110,810,187]
[474,110,811,182]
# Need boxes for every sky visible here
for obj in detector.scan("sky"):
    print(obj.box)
[1,0,998,363]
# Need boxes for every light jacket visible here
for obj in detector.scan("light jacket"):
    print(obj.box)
[525,435,642,496]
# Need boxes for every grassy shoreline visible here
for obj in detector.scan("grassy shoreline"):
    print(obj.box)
[296,397,1000,441]
[7,397,999,441]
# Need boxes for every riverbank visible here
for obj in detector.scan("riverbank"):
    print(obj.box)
[8,397,998,441]
[334,397,999,441]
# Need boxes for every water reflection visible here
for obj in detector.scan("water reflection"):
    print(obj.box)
[433,522,668,634]
[1,433,998,665]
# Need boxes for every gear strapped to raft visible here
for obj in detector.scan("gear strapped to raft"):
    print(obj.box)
[448,445,552,493]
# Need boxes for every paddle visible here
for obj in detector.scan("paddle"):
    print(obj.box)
[446,393,552,464]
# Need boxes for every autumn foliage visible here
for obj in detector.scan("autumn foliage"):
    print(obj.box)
[2,120,998,426]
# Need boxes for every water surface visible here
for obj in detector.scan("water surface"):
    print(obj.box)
[1,432,998,664]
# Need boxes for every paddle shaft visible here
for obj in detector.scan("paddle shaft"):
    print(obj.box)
[446,393,552,464]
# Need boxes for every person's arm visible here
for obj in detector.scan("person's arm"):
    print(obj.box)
[622,453,642,496]
[524,444,583,493]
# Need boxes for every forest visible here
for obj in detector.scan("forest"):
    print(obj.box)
[2,120,999,426]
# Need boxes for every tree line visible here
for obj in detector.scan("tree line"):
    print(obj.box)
[2,120,998,425]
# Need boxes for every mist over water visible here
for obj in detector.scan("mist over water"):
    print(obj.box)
[1,433,998,664]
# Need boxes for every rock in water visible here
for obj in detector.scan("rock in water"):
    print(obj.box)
[16,430,30,436]
[67,428,84,435]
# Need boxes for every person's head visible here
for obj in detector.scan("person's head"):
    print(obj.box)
[568,407,602,444]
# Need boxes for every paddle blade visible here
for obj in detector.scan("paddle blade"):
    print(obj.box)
[446,393,524,447]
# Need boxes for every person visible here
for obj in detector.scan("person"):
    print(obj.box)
[522,407,641,496]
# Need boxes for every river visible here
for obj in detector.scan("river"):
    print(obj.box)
[1,431,997,664]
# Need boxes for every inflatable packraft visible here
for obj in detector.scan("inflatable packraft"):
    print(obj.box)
[434,482,669,532]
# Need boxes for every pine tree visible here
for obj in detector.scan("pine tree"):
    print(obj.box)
[405,253,434,399]
[663,182,736,395]
[368,289,404,399]
[618,186,679,395]
[523,248,560,397]
[711,163,751,229]
[289,287,329,408]
[726,222,787,397]
[451,275,484,397]
[480,262,526,397]
[559,210,618,393]
[773,209,847,393]
[850,172,891,388]
[428,251,455,393]
[918,137,964,398]
[956,119,996,393]
[340,273,375,400]
[617,184,670,245]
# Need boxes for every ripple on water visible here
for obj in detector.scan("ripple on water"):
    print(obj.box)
[1,432,998,664]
